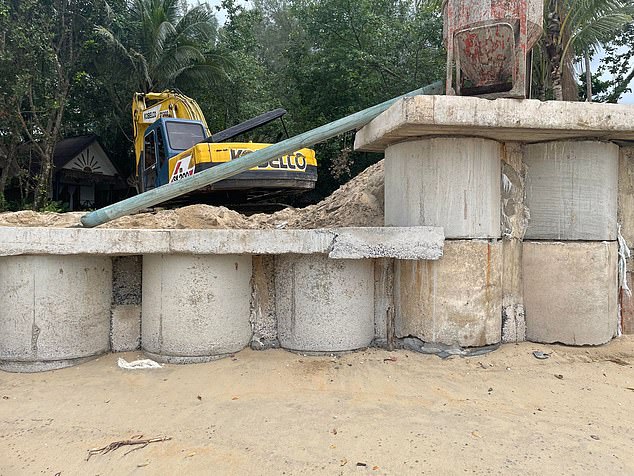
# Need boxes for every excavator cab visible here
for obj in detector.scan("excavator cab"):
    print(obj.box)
[140,118,206,190]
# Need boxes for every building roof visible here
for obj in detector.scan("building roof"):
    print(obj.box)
[53,134,99,168]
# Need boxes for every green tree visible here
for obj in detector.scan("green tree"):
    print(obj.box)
[540,0,632,101]
[96,0,229,93]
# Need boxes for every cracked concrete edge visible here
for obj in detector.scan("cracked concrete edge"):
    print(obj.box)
[0,226,445,259]
[328,227,444,260]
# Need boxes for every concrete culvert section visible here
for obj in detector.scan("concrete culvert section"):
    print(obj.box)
[0,256,112,372]
[141,254,253,363]
[276,255,375,353]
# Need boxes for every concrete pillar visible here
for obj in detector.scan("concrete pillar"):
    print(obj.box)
[276,255,374,353]
[524,241,618,345]
[394,240,502,347]
[250,255,278,350]
[524,141,619,240]
[0,255,112,372]
[142,254,252,363]
[384,137,502,239]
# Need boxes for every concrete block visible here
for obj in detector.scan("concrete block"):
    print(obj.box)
[618,145,634,248]
[354,95,634,152]
[394,240,502,347]
[0,256,112,372]
[276,254,375,353]
[524,241,618,345]
[250,255,278,349]
[501,239,525,343]
[329,227,444,260]
[384,138,501,239]
[525,141,619,240]
[112,256,142,305]
[373,258,395,346]
[111,305,141,352]
[142,254,252,363]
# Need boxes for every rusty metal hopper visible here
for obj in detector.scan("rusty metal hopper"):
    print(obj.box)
[443,0,543,98]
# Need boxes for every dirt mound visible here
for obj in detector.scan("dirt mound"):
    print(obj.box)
[0,160,385,229]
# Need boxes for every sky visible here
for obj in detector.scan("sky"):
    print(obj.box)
[196,0,633,104]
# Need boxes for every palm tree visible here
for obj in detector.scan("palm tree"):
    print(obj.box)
[96,0,230,92]
[539,0,632,101]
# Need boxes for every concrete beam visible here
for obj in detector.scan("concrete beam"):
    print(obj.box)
[0,227,444,260]
[354,95,634,152]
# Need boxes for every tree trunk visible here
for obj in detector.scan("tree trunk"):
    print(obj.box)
[33,146,55,210]
[584,50,592,102]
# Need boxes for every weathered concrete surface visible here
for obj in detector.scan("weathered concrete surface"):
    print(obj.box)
[524,141,619,240]
[110,305,141,353]
[384,138,501,238]
[501,143,528,240]
[620,272,634,335]
[524,241,618,345]
[142,254,252,363]
[502,239,525,343]
[276,254,375,353]
[0,227,444,260]
[501,143,527,343]
[0,256,111,372]
[329,227,444,260]
[373,258,395,347]
[110,256,142,352]
[394,240,502,347]
[354,95,634,152]
[618,145,634,248]
[250,255,278,350]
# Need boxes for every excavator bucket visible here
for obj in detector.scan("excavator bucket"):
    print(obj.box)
[443,0,543,98]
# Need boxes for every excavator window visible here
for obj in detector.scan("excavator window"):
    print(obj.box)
[144,131,156,169]
[156,128,167,168]
[166,122,205,150]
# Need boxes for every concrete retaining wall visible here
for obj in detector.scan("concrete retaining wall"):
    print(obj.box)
[384,137,502,238]
[394,240,502,347]
[0,255,112,372]
[524,241,618,345]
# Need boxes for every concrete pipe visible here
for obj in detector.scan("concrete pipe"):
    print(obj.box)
[142,254,252,363]
[276,254,375,353]
[0,255,112,372]
[384,137,502,239]
[524,141,619,240]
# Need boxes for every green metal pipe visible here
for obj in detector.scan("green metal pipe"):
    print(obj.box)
[81,81,443,228]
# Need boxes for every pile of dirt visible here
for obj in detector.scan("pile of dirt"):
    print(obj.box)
[0,160,385,229]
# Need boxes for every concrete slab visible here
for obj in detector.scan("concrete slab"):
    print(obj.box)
[142,254,253,363]
[384,138,501,238]
[524,141,618,240]
[329,227,444,259]
[354,95,634,152]
[524,241,618,345]
[0,255,112,372]
[276,255,375,353]
[394,240,502,347]
[0,227,444,260]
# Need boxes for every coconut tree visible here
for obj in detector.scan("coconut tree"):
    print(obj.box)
[96,0,230,92]
[540,0,632,101]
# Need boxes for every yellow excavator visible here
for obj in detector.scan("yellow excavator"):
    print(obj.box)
[132,91,317,199]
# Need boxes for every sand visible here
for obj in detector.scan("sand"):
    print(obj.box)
[0,161,385,229]
[1,339,633,475]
